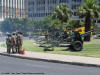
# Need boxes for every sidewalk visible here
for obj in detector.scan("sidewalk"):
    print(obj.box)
[0,42,100,67]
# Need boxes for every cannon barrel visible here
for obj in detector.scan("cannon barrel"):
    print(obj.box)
[67,29,94,39]
[80,30,94,37]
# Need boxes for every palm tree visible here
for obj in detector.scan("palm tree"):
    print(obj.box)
[52,3,72,23]
[78,0,100,41]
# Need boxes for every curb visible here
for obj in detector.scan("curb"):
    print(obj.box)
[0,53,100,68]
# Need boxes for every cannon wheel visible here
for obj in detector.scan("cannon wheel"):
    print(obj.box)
[70,41,83,51]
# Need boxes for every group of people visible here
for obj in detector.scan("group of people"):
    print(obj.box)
[6,31,23,54]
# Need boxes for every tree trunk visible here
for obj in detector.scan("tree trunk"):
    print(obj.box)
[84,14,91,41]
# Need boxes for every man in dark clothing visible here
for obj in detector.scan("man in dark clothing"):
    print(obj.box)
[45,30,49,40]
[11,32,17,53]
[16,32,23,54]
[6,33,12,53]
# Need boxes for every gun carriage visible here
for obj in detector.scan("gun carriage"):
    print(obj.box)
[39,30,94,51]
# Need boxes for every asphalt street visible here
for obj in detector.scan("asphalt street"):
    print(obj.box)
[0,55,100,75]
[0,37,100,75]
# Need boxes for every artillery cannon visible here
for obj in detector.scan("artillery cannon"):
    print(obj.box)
[40,30,94,51]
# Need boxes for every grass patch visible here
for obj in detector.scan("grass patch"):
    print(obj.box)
[22,40,44,52]
[1,39,100,58]
[1,43,6,48]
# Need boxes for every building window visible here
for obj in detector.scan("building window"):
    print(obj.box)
[59,0,66,3]
[72,4,80,9]
[72,0,81,2]
[29,1,34,5]
[37,6,45,11]
[48,6,53,11]
[37,0,45,5]
[48,0,56,4]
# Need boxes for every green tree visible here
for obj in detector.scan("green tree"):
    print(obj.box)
[51,3,73,31]
[0,18,34,36]
[52,3,72,23]
[32,16,52,30]
[78,0,100,41]
[50,19,62,30]
[42,16,52,29]
[68,20,81,28]
[0,18,14,32]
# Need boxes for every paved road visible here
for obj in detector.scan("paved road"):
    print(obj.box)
[0,55,100,75]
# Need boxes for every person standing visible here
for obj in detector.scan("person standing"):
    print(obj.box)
[6,33,12,53]
[16,32,23,54]
[45,30,49,40]
[11,32,17,53]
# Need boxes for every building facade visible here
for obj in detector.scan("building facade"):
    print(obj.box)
[0,0,100,25]
[28,0,83,20]
[0,0,27,21]
[28,0,100,21]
